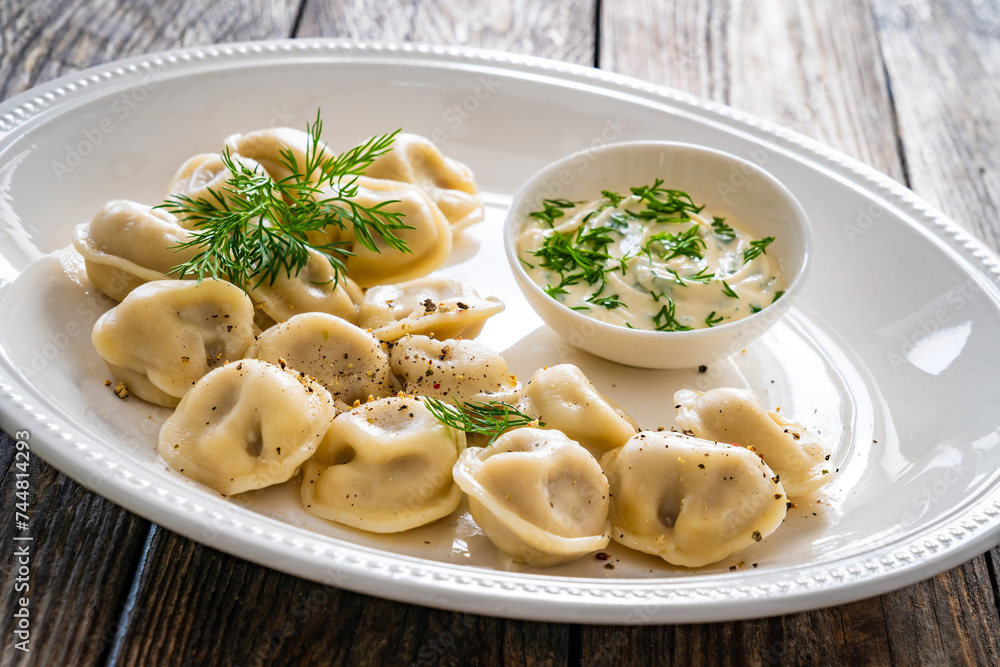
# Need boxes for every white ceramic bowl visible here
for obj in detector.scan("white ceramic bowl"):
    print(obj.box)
[503,141,812,369]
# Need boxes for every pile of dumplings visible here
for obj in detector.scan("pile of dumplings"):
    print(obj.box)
[77,124,834,571]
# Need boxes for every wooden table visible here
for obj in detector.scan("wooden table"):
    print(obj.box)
[2,0,999,664]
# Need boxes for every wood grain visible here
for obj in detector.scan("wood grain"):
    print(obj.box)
[1,0,998,665]
[110,526,568,666]
[594,0,1000,663]
[296,0,598,64]
[0,0,301,100]
[581,562,1000,667]
[0,432,149,667]
[58,1,596,662]
[871,0,1000,249]
[600,0,905,180]
[0,1,302,665]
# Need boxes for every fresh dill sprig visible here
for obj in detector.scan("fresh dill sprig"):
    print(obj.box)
[743,236,775,263]
[530,226,618,293]
[529,198,579,227]
[643,225,706,263]
[586,293,625,309]
[161,110,411,290]
[422,397,542,445]
[652,294,691,332]
[705,311,724,327]
[628,179,704,223]
[601,190,627,207]
[605,212,631,231]
[711,216,736,241]
[667,266,714,285]
[720,280,740,299]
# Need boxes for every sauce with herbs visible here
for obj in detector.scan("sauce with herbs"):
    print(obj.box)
[517,182,785,331]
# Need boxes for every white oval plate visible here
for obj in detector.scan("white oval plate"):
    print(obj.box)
[1,40,998,624]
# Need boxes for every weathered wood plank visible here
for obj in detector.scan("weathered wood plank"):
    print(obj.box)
[296,0,598,64]
[876,557,1000,665]
[0,1,304,664]
[0,432,149,667]
[595,0,1000,664]
[858,0,1000,654]
[100,2,598,663]
[599,0,904,180]
[581,560,1000,667]
[0,0,301,100]
[990,546,1000,622]
[1,1,996,666]
[110,526,568,666]
[871,0,1000,250]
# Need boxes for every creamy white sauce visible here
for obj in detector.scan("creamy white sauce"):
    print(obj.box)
[517,191,785,331]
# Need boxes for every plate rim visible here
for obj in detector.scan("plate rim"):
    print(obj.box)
[1,37,999,624]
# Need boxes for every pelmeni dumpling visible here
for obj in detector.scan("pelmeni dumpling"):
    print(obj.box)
[72,199,199,302]
[674,388,831,497]
[335,177,452,288]
[159,359,336,495]
[165,152,270,229]
[388,335,521,404]
[358,277,504,342]
[365,133,485,232]
[453,428,610,567]
[251,312,396,410]
[248,248,363,324]
[224,126,334,184]
[301,395,466,532]
[92,279,255,407]
[601,431,788,568]
[518,364,638,459]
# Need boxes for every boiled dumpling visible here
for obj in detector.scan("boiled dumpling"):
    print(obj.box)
[365,133,485,232]
[248,248,363,324]
[301,395,466,532]
[251,312,396,410]
[224,126,334,184]
[159,359,335,495]
[674,387,831,497]
[518,364,637,459]
[388,335,521,404]
[334,177,452,288]
[72,199,199,301]
[601,431,788,567]
[452,427,610,567]
[358,276,504,342]
[165,153,269,229]
[92,279,255,407]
